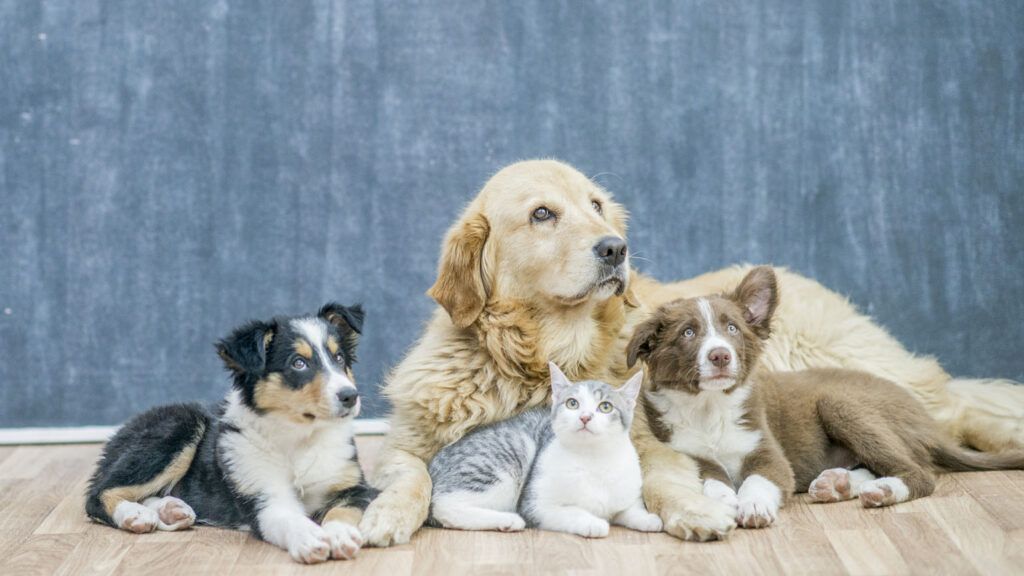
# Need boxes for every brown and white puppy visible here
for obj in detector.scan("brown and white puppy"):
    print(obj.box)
[627,267,1024,528]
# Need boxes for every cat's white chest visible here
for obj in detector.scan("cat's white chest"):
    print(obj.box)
[535,440,642,518]
[648,386,761,485]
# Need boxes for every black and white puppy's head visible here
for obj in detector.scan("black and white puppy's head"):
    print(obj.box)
[216,303,365,424]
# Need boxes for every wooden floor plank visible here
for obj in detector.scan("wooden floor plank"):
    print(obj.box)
[1,442,1022,575]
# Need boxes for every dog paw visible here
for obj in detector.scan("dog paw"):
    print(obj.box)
[703,479,739,511]
[323,521,363,560]
[736,497,776,529]
[144,496,196,531]
[359,496,419,547]
[566,517,610,538]
[860,477,909,508]
[286,523,331,564]
[661,496,736,541]
[809,468,853,503]
[114,502,159,534]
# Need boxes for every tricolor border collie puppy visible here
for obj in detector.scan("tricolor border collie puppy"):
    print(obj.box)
[626,267,1024,529]
[86,303,376,564]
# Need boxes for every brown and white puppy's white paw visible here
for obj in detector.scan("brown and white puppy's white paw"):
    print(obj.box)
[809,468,853,503]
[703,479,739,512]
[113,501,160,534]
[142,496,196,531]
[285,521,331,564]
[736,475,781,529]
[859,477,910,508]
[661,496,737,541]
[323,521,363,560]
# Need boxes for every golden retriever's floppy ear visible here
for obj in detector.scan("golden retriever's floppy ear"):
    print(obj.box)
[732,266,778,339]
[626,314,664,368]
[427,210,490,328]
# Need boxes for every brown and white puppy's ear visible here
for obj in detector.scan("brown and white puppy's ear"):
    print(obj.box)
[626,314,665,368]
[216,320,275,380]
[732,266,779,339]
[427,209,490,328]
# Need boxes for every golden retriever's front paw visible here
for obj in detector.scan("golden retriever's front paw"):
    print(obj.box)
[661,496,736,542]
[359,496,421,547]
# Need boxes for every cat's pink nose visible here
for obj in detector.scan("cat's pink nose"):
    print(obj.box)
[580,414,592,425]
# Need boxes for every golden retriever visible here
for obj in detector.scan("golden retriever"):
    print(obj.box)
[358,159,1024,545]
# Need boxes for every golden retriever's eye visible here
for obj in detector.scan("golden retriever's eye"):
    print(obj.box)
[684,328,696,338]
[531,206,554,223]
[291,358,307,370]
[565,398,579,409]
[591,200,603,215]
[598,401,613,413]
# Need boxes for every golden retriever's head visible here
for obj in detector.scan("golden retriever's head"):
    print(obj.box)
[429,160,636,328]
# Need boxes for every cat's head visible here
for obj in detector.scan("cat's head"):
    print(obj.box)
[548,362,643,445]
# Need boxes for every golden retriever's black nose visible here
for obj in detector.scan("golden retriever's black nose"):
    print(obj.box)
[337,388,359,408]
[593,236,627,266]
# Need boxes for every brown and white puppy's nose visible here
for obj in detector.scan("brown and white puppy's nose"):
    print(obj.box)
[593,236,627,267]
[579,413,593,426]
[708,347,732,368]
[337,388,359,409]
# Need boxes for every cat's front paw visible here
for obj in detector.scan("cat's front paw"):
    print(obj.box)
[286,522,331,564]
[631,512,663,532]
[323,521,363,560]
[567,517,610,538]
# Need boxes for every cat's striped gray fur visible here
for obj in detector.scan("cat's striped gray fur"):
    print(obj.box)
[427,363,663,537]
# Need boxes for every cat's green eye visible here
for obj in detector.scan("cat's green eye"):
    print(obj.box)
[598,401,614,413]
[565,398,579,410]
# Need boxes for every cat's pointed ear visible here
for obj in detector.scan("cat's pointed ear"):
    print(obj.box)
[620,370,644,401]
[548,362,573,397]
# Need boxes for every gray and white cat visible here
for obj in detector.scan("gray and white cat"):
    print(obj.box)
[428,362,662,538]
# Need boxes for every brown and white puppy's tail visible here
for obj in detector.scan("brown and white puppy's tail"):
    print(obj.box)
[930,441,1024,472]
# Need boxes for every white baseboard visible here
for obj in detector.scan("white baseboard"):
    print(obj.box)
[0,419,390,446]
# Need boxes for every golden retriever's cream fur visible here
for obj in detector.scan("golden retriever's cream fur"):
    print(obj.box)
[358,159,1024,546]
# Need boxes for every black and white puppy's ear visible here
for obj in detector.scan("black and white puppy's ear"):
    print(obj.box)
[216,320,275,379]
[319,303,364,363]
[319,302,364,335]
[626,315,665,368]
[732,266,779,339]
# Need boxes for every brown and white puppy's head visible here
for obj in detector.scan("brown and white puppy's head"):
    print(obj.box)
[626,267,778,394]
[217,303,364,424]
[428,159,638,328]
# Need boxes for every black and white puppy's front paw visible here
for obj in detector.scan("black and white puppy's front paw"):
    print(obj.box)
[323,521,363,560]
[285,521,332,564]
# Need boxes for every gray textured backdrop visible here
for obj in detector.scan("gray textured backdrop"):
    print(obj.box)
[2,1,1022,427]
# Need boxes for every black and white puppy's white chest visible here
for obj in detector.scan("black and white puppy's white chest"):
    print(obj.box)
[219,392,363,516]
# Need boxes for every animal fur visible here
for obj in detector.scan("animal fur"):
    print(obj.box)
[629,266,1024,527]
[358,159,1024,546]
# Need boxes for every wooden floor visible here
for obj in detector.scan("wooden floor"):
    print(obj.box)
[1,439,1023,575]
